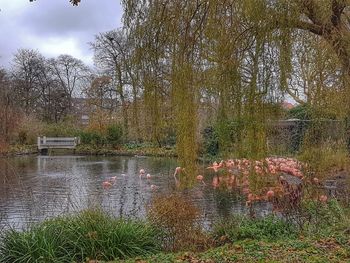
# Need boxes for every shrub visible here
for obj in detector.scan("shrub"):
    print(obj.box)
[43,122,80,137]
[212,215,298,243]
[298,141,350,176]
[288,104,311,120]
[78,131,106,146]
[201,126,219,156]
[16,115,44,144]
[124,141,154,150]
[147,194,210,252]
[0,210,160,262]
[106,123,123,147]
[301,199,348,237]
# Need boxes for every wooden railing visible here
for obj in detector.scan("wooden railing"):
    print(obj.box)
[37,137,80,150]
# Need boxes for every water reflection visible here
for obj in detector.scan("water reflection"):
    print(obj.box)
[0,155,271,229]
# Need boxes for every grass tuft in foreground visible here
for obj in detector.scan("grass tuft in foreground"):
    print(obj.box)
[0,210,160,263]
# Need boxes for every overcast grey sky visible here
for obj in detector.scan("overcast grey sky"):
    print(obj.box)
[0,0,123,68]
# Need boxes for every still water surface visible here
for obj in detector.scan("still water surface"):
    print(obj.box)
[0,155,271,229]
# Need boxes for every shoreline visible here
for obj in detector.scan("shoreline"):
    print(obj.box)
[0,145,215,164]
[0,144,178,158]
[0,145,38,157]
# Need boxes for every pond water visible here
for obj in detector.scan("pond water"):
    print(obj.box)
[0,155,272,230]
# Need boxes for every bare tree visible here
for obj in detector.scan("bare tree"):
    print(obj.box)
[49,54,90,111]
[90,30,135,140]
[0,68,20,142]
[11,49,45,115]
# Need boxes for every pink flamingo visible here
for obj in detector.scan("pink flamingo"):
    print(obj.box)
[196,175,206,185]
[108,176,117,184]
[173,167,182,179]
[212,176,219,188]
[146,174,151,179]
[207,162,220,172]
[139,169,145,178]
[196,175,204,181]
[266,190,275,199]
[319,195,328,203]
[173,167,182,188]
[242,187,250,195]
[102,181,112,189]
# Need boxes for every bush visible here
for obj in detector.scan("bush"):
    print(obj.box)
[78,130,106,146]
[0,210,160,262]
[201,126,219,156]
[212,215,298,243]
[288,104,311,120]
[147,194,210,252]
[301,199,348,237]
[124,141,154,150]
[16,115,44,144]
[106,123,123,147]
[298,141,350,176]
[43,122,80,137]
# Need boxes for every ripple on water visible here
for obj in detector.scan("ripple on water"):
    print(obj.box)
[0,155,272,230]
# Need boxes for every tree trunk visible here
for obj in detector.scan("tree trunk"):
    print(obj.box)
[117,67,128,141]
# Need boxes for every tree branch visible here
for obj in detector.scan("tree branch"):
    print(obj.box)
[293,19,323,35]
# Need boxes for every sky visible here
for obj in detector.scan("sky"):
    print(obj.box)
[0,0,123,68]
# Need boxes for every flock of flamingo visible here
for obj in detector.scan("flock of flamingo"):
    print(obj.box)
[102,168,157,190]
[102,156,328,205]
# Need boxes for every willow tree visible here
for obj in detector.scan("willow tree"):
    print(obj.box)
[54,0,350,176]
[204,2,285,158]
[122,1,349,157]
[124,1,209,177]
[131,15,172,146]
[57,0,350,85]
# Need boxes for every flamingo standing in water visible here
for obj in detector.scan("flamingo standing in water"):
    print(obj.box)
[266,190,275,199]
[212,176,219,188]
[173,166,182,181]
[174,167,182,177]
[319,195,328,203]
[108,176,117,184]
[196,175,206,185]
[102,181,113,189]
[196,175,204,181]
[139,169,145,178]
[173,167,182,188]
[207,162,221,172]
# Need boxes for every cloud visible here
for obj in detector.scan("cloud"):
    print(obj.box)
[24,35,93,65]
[0,0,123,68]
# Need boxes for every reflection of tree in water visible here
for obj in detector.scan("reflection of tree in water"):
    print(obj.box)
[0,158,36,229]
[213,190,239,219]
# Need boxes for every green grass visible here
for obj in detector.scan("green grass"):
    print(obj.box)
[118,238,350,263]
[1,202,349,262]
[0,210,161,263]
[212,215,299,242]
[75,143,177,157]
